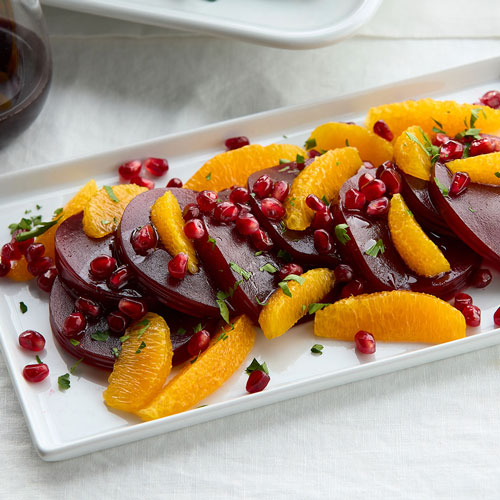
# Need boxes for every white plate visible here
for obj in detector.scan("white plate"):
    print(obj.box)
[2,57,500,461]
[41,0,382,49]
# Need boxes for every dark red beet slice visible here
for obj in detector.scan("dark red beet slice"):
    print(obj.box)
[247,161,340,267]
[335,167,480,298]
[430,162,500,268]
[115,188,221,318]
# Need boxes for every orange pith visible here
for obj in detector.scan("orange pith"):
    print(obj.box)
[393,126,432,180]
[447,151,500,185]
[314,291,466,344]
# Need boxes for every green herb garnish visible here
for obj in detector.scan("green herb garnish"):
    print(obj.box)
[305,138,317,150]
[91,330,109,342]
[434,177,450,197]
[259,263,277,274]
[135,341,146,354]
[245,358,269,375]
[19,302,27,314]
[70,339,80,346]
[58,373,70,390]
[206,172,212,181]
[136,319,151,338]
[104,185,119,203]
[365,239,385,257]
[308,303,330,315]
[70,358,83,374]
[229,262,252,280]
[311,344,324,355]
[335,224,351,245]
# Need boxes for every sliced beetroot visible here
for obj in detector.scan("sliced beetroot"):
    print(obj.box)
[115,188,221,318]
[335,167,480,298]
[430,162,500,268]
[247,161,340,267]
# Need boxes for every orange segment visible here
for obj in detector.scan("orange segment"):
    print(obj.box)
[393,126,432,180]
[6,258,33,282]
[184,143,306,192]
[259,268,335,339]
[366,99,500,140]
[388,194,450,277]
[103,313,173,413]
[83,184,147,239]
[314,291,465,343]
[150,191,198,273]
[447,151,500,185]
[306,122,393,166]
[137,315,255,421]
[284,147,362,230]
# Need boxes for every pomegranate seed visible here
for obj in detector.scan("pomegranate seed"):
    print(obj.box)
[305,194,326,212]
[479,90,500,109]
[89,255,117,280]
[462,304,481,327]
[454,292,473,311]
[131,224,157,255]
[118,298,147,319]
[23,363,49,383]
[340,280,364,299]
[37,267,58,293]
[354,330,376,354]
[225,136,250,150]
[260,197,285,221]
[166,177,183,188]
[19,330,46,352]
[375,160,394,178]
[236,214,260,236]
[63,312,86,336]
[184,219,206,240]
[246,370,270,394]
[108,266,132,291]
[1,242,21,262]
[182,203,200,221]
[308,149,321,158]
[144,157,169,177]
[272,180,290,203]
[439,140,463,162]
[469,137,494,157]
[196,190,218,213]
[25,243,45,264]
[75,297,102,319]
[358,173,375,191]
[363,161,375,169]
[130,176,155,190]
[118,160,142,179]
[214,202,240,223]
[11,230,34,255]
[251,229,274,251]
[230,187,250,204]
[471,268,492,288]
[344,189,366,210]
[373,120,394,141]
[107,311,129,334]
[378,168,402,195]
[494,307,500,326]
[168,253,188,280]
[483,134,500,152]
[334,264,354,283]
[449,171,470,197]
[0,259,10,277]
[311,208,334,231]
[252,175,273,199]
[361,179,387,201]
[433,133,450,147]
[366,197,389,216]
[313,229,332,254]
[278,263,304,281]
[28,256,53,277]
[187,329,211,357]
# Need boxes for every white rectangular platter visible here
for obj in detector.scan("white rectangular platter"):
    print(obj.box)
[1,57,500,461]
[41,0,382,49]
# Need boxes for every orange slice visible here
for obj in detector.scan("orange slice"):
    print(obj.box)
[103,313,173,413]
[388,194,450,276]
[447,151,500,185]
[366,99,500,140]
[6,258,33,282]
[284,147,362,230]
[306,122,393,166]
[83,184,147,239]
[314,291,465,343]
[184,143,306,192]
[151,191,199,273]
[259,268,335,339]
[137,315,255,421]
[393,126,432,180]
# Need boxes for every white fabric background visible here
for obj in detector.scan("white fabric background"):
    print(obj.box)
[1,0,500,498]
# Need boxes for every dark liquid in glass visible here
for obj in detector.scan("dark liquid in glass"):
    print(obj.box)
[0,17,51,148]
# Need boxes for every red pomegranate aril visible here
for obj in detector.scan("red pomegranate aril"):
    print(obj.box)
[361,179,387,201]
[63,312,86,336]
[340,280,364,299]
[225,136,250,150]
[166,177,183,188]
[378,168,402,194]
[118,298,148,319]
[454,292,473,312]
[107,311,129,334]
[469,137,495,157]
[108,266,132,291]
[144,157,169,177]
[25,243,45,264]
[37,267,58,293]
[366,197,389,216]
[229,187,250,204]
[479,90,500,109]
[252,174,273,199]
[278,263,304,281]
[130,176,155,190]
[433,133,450,147]
[183,203,200,221]
[494,307,500,326]
[27,256,53,277]
[238,204,251,217]
[344,188,366,210]
[19,330,46,352]
[260,197,285,221]
[358,173,375,191]
[471,268,492,288]
[11,230,34,255]
[373,120,394,141]
[0,260,10,277]
[354,331,376,354]
[75,297,102,319]
[462,304,481,327]
[305,194,326,212]
[246,370,270,394]
[168,252,188,280]
[131,224,157,255]
[311,208,334,231]
[439,140,463,162]
[272,180,290,203]
[1,242,21,262]
[236,214,260,236]
[196,190,218,213]
[89,255,117,280]
[214,202,240,223]
[334,264,354,283]
[449,171,470,197]
[23,363,49,383]
[184,219,206,240]
[375,160,394,178]
[118,160,142,180]
[363,161,375,169]
[308,149,321,158]
[187,329,211,357]
[251,229,274,251]
[313,229,332,255]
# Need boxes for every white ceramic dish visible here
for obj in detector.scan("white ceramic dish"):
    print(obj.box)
[40,0,382,49]
[2,57,500,461]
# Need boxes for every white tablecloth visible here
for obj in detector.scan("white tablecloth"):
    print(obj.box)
[2,1,500,498]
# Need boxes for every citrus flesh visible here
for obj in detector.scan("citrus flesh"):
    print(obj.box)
[447,151,500,185]
[393,126,432,180]
[7,258,33,282]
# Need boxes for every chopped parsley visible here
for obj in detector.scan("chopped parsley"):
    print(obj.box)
[135,341,146,354]
[296,154,305,164]
[405,129,440,165]
[101,219,111,225]
[216,290,230,323]
[434,177,450,197]
[205,172,212,181]
[193,323,202,333]
[288,197,296,207]
[70,339,80,346]
[19,301,27,314]
[278,281,292,297]
[255,297,269,306]
[53,207,63,217]
[245,358,269,375]
[14,217,62,242]
[283,274,305,285]
[365,239,385,257]
[495,172,500,178]
[335,224,351,245]
[277,274,304,298]
[136,319,151,338]
[321,195,329,205]
[279,158,291,165]
[277,249,292,262]
[177,328,187,336]
[345,139,350,147]
[254,250,263,256]
[305,138,317,150]
[308,303,330,315]
[468,206,476,213]
[311,344,324,355]
[104,185,120,203]
[36,355,43,364]
[208,236,217,249]
[119,334,130,343]
[259,263,277,274]
[36,204,42,210]
[58,373,70,390]
[229,262,252,280]
[112,347,120,358]
[431,118,446,135]
[70,358,83,374]
[91,330,109,342]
